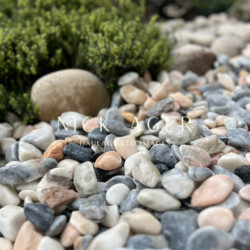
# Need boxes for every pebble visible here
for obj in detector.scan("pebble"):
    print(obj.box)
[42,140,66,161]
[182,71,198,87]
[217,153,249,172]
[132,153,162,188]
[224,117,238,130]
[45,215,67,237]
[146,97,174,117]
[120,189,142,214]
[102,205,120,228]
[170,92,193,109]
[107,176,135,190]
[125,234,155,249]
[188,166,213,182]
[106,183,130,206]
[0,238,13,250]
[239,185,250,201]
[63,143,91,162]
[180,145,211,168]
[60,223,80,248]
[0,158,57,185]
[118,72,139,86]
[191,135,226,155]
[70,211,99,235]
[16,180,39,191]
[198,207,234,231]
[186,226,235,250]
[227,128,250,149]
[19,190,38,201]
[119,103,137,113]
[120,208,161,235]
[114,135,137,160]
[79,195,107,223]
[234,165,250,183]
[119,111,135,123]
[120,85,147,105]
[5,142,19,163]
[161,209,198,250]
[37,186,78,209]
[130,121,146,138]
[218,73,235,91]
[74,162,97,197]
[87,222,130,250]
[59,111,86,130]
[54,130,80,140]
[95,151,122,171]
[88,127,107,145]
[0,184,20,206]
[160,119,200,145]
[0,123,13,139]
[13,221,43,250]
[239,207,250,220]
[204,118,216,128]
[18,142,42,162]
[0,205,26,242]
[137,188,181,212]
[149,144,177,168]
[231,220,250,249]
[191,175,234,207]
[213,165,245,192]
[0,138,16,156]
[162,168,195,199]
[20,128,55,151]
[186,109,205,119]
[104,134,117,153]
[103,119,130,136]
[83,117,99,132]
[24,203,54,233]
[65,134,90,145]
[37,236,64,250]
[215,115,228,126]
[74,235,94,250]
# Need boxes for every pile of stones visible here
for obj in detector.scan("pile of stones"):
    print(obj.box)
[1,12,250,250]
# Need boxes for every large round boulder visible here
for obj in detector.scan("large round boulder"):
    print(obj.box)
[31,69,110,122]
[170,44,216,75]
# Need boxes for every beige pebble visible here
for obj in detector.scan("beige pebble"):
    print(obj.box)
[210,127,228,136]
[119,111,136,124]
[137,109,147,122]
[19,190,39,202]
[0,138,16,156]
[84,117,99,132]
[57,159,80,179]
[119,104,137,113]
[152,82,172,101]
[246,152,250,164]
[239,185,250,202]
[60,223,80,248]
[218,73,235,91]
[198,206,234,231]
[120,85,147,106]
[204,118,216,128]
[114,135,137,160]
[65,135,90,146]
[186,109,205,119]
[70,211,99,235]
[239,208,250,220]
[170,92,193,109]
[102,205,120,228]
[95,151,122,171]
[120,208,161,235]
[191,175,234,207]
[215,115,228,126]
[0,238,13,250]
[144,97,156,110]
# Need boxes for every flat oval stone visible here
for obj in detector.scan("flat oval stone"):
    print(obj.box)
[188,166,213,182]
[60,111,86,129]
[63,143,91,162]
[95,151,122,171]
[74,162,97,198]
[18,142,42,162]
[37,236,64,250]
[191,175,234,207]
[170,92,193,109]
[180,145,211,168]
[137,188,181,212]
[45,215,67,237]
[120,189,142,214]
[0,123,13,139]
[24,203,54,233]
[106,183,130,206]
[120,85,147,105]
[70,211,99,235]
[162,168,195,199]
[20,128,55,151]
[0,205,26,242]
[239,207,250,220]
[114,135,137,160]
[217,153,249,172]
[239,185,250,202]
[79,195,107,223]
[120,208,161,235]
[83,117,99,132]
[42,140,66,161]
[186,226,235,250]
[198,206,234,231]
[87,222,130,250]
[0,158,57,185]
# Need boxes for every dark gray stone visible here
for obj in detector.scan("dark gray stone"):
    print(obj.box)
[79,195,107,223]
[103,119,129,136]
[186,226,234,250]
[24,203,54,233]
[50,119,64,131]
[232,220,250,250]
[227,128,250,149]
[94,164,123,182]
[161,209,198,250]
[234,165,250,183]
[146,97,174,117]
[104,134,116,152]
[126,234,154,249]
[54,130,81,140]
[188,166,213,182]
[63,143,92,162]
[155,164,169,174]
[103,107,124,123]
[68,198,87,211]
[213,165,245,192]
[149,144,177,168]
[88,127,108,145]
[210,105,231,115]
[45,215,67,237]
[120,189,142,214]
[107,176,135,190]
[0,158,57,185]
[5,142,19,163]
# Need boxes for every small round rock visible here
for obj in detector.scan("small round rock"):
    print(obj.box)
[106,183,130,205]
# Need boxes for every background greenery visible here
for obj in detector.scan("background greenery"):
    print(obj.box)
[0,0,172,123]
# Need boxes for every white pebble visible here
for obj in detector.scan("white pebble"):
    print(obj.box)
[106,184,130,205]
[0,184,20,207]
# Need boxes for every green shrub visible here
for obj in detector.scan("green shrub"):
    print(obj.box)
[0,0,171,123]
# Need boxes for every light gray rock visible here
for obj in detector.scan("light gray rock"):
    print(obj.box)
[60,111,86,129]
[188,166,213,182]
[18,142,42,162]
[0,123,13,139]
[118,72,139,86]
